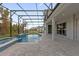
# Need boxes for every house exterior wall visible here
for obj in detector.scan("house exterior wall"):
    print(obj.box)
[75,14,79,40]
[52,4,79,40]
[44,3,79,41]
[54,15,74,40]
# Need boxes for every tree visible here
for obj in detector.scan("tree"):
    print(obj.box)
[12,24,18,36]
[2,9,9,34]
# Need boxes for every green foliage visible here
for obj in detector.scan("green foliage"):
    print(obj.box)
[4,9,9,15]
[25,28,43,35]
[0,8,10,38]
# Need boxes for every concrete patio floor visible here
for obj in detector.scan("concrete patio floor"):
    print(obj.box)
[0,35,79,56]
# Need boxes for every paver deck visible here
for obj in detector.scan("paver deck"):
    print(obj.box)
[0,34,79,56]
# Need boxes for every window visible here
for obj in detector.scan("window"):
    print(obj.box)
[56,22,66,36]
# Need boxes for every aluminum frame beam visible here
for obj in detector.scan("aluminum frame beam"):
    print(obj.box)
[26,21,44,23]
[18,15,44,17]
[23,19,43,20]
[10,10,45,12]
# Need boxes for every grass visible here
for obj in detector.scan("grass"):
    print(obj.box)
[0,33,18,40]
[27,32,42,36]
[0,34,10,38]
[0,34,11,40]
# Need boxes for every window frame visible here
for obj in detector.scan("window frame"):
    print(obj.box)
[56,22,66,36]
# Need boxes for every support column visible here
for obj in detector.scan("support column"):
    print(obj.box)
[23,19,25,33]
[10,11,12,37]
[52,18,56,40]
[46,23,48,35]
[44,23,46,35]
[18,16,20,34]
[73,14,77,40]
[44,23,47,35]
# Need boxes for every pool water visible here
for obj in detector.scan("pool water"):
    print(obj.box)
[0,34,41,44]
[28,34,41,42]
[20,34,41,42]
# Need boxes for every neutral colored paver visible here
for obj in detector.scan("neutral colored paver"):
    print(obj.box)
[0,34,79,56]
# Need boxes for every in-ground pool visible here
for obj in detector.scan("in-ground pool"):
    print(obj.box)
[19,34,41,42]
[0,34,41,52]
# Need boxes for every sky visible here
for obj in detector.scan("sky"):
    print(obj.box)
[1,3,57,29]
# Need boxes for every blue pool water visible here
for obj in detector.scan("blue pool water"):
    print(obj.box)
[19,34,41,42]
[0,34,41,52]
[28,34,41,42]
[0,34,41,44]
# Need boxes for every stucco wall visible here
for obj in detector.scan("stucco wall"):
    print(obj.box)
[66,16,73,40]
[44,4,79,41]
[54,16,74,40]
[56,17,73,40]
[53,13,79,41]
[76,14,79,40]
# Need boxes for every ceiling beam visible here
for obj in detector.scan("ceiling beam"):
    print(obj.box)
[22,18,43,20]
[18,15,44,16]
[26,21,44,23]
[27,23,43,25]
[10,10,46,12]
